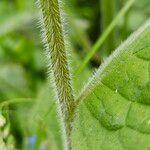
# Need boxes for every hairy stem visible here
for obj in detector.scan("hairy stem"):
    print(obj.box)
[39,0,75,149]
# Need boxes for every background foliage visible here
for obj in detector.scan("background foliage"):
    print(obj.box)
[0,0,150,149]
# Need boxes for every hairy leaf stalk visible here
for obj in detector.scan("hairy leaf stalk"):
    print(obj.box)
[39,0,75,149]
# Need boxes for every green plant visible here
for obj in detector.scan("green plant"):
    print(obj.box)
[39,0,75,149]
[38,0,150,150]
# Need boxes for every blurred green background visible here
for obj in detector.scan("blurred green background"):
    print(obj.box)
[0,0,149,149]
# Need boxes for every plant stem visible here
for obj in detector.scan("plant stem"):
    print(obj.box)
[77,0,135,74]
[39,0,75,149]
[100,0,116,55]
[121,0,130,39]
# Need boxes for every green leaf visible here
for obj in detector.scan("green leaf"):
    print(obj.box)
[72,20,150,150]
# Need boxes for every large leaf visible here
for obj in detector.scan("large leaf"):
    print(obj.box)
[72,20,150,150]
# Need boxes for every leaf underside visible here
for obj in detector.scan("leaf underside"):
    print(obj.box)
[72,20,150,150]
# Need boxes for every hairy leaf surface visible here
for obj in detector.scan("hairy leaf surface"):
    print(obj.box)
[72,20,150,150]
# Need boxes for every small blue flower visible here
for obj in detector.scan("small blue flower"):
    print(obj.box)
[28,135,36,149]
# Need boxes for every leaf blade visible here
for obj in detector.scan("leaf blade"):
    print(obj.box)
[72,20,150,150]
